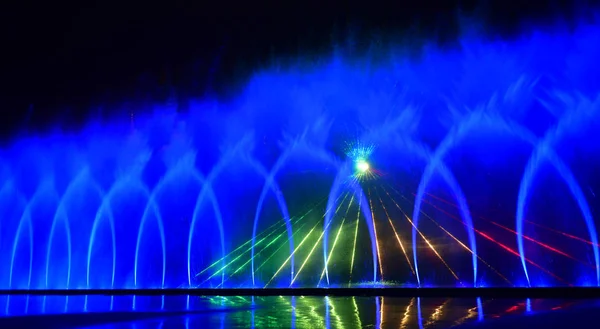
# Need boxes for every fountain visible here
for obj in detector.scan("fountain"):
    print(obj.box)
[0,22,599,297]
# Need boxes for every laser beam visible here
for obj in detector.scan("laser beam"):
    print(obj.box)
[289,194,352,286]
[265,193,350,287]
[381,186,460,282]
[375,187,415,277]
[318,195,355,285]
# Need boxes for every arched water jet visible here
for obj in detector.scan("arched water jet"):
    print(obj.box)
[412,112,520,287]
[251,177,291,286]
[188,176,225,288]
[250,141,337,286]
[186,142,252,288]
[6,181,57,314]
[409,110,591,287]
[6,215,32,312]
[250,150,297,286]
[135,154,224,288]
[99,177,158,289]
[86,177,133,288]
[45,169,104,290]
[0,180,11,253]
[321,124,439,286]
[517,150,598,286]
[413,162,476,287]
[0,180,27,288]
[387,135,484,286]
[323,162,379,285]
[133,174,170,288]
[188,147,287,288]
[9,184,52,289]
[516,104,600,286]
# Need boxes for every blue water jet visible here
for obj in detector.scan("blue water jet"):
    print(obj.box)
[410,109,590,287]
[46,169,106,289]
[5,184,38,314]
[8,194,36,289]
[251,139,336,287]
[323,161,379,285]
[412,112,491,287]
[516,100,600,286]
[250,144,295,286]
[188,139,279,287]
[86,178,120,289]
[134,153,226,288]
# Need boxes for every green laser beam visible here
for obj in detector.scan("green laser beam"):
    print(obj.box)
[318,195,354,286]
[289,193,352,286]
[349,196,362,284]
[248,193,348,287]
[201,215,306,284]
[196,216,292,277]
[195,198,327,278]
[253,220,310,273]
[217,220,311,288]
[266,192,350,288]
[204,229,285,285]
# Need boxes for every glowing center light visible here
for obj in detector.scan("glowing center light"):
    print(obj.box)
[356,160,370,173]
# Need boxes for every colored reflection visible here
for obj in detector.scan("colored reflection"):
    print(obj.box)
[0,295,588,328]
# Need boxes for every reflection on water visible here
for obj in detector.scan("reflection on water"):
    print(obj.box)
[0,295,594,328]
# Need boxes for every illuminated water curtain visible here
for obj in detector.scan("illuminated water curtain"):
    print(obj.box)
[1,23,600,291]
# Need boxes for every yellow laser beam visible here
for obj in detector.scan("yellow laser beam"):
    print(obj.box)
[265,193,350,287]
[349,197,362,284]
[367,187,384,280]
[216,220,311,288]
[386,184,512,285]
[196,215,292,277]
[290,194,351,286]
[196,198,327,278]
[375,187,415,276]
[202,215,305,283]
[318,195,355,285]
[253,192,348,278]
[381,186,460,281]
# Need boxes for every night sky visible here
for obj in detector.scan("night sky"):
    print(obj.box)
[0,0,588,141]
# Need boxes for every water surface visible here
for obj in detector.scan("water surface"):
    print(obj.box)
[0,295,595,328]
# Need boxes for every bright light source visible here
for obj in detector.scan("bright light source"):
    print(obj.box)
[356,160,370,173]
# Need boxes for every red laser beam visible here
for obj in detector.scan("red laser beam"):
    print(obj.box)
[419,192,595,268]
[525,220,600,247]
[385,186,512,285]
[418,198,571,286]
[423,191,600,248]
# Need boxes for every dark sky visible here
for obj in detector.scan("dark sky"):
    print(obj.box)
[0,0,587,139]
